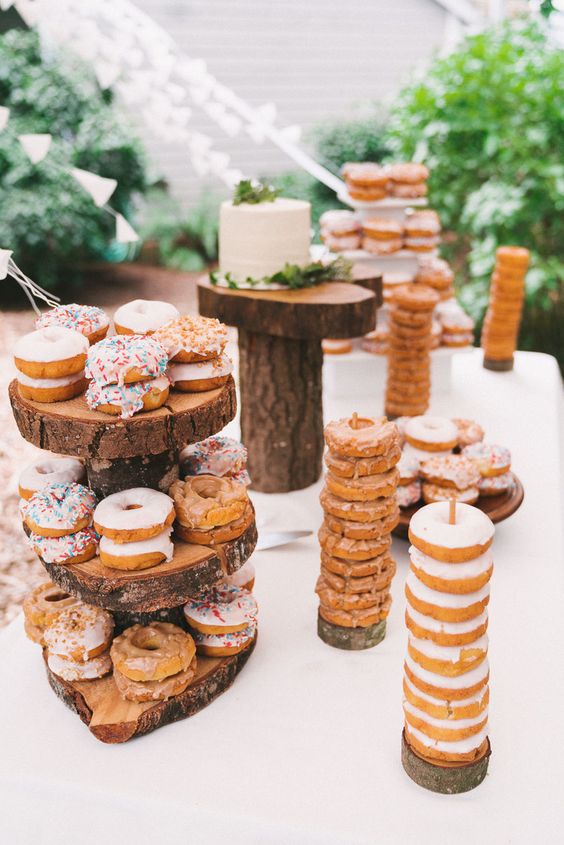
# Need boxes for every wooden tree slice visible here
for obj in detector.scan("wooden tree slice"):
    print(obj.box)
[9,377,236,460]
[317,614,386,650]
[351,265,384,303]
[483,357,514,372]
[112,605,186,633]
[41,519,258,612]
[401,730,491,794]
[44,636,256,743]
[86,450,179,498]
[198,279,377,340]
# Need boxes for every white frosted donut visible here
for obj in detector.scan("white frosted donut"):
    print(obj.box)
[405,653,490,693]
[409,502,495,559]
[406,571,490,611]
[405,416,458,450]
[406,605,488,639]
[405,723,488,757]
[410,546,493,583]
[19,456,85,499]
[14,326,88,364]
[167,355,233,384]
[409,634,488,665]
[322,234,361,251]
[462,443,511,477]
[99,529,174,564]
[397,480,421,508]
[180,435,247,478]
[23,482,97,535]
[44,604,113,661]
[47,649,112,681]
[28,526,99,564]
[85,335,169,386]
[478,471,513,495]
[403,674,487,714]
[85,374,170,419]
[113,299,179,335]
[183,584,258,634]
[224,559,255,589]
[404,701,487,738]
[16,371,86,389]
[403,443,453,462]
[398,451,420,482]
[36,304,109,340]
[94,488,175,540]
[191,620,256,654]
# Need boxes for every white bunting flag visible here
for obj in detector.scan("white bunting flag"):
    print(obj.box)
[18,134,52,164]
[115,213,139,243]
[0,106,9,131]
[0,249,13,280]
[0,1,15,10]
[281,124,302,144]
[94,60,121,90]
[71,168,117,207]
[15,0,41,26]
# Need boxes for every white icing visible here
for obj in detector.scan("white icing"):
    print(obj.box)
[44,605,113,661]
[323,234,361,251]
[99,527,174,561]
[406,571,490,609]
[113,299,179,334]
[94,487,174,532]
[192,619,257,649]
[410,502,495,550]
[405,723,488,755]
[14,326,88,363]
[409,546,493,582]
[406,604,488,637]
[224,559,255,588]
[183,584,258,630]
[405,653,490,691]
[405,416,458,446]
[404,700,487,732]
[404,236,440,247]
[402,443,453,462]
[409,634,488,663]
[48,650,111,681]
[19,457,84,494]
[167,355,233,383]
[17,370,85,388]
[403,674,487,712]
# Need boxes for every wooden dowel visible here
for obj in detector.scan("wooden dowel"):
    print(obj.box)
[449,497,457,525]
[350,412,359,430]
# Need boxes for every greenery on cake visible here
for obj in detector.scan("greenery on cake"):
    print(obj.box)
[232,179,280,205]
[210,255,352,290]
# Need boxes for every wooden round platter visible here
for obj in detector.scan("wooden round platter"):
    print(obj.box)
[401,730,490,794]
[393,472,524,539]
[44,636,256,744]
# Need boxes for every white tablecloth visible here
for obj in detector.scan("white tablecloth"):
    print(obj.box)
[1,350,563,845]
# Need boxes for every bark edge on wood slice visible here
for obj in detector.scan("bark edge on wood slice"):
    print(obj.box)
[317,613,386,650]
[401,730,491,794]
[42,518,258,612]
[44,636,256,743]
[483,357,514,372]
[86,449,179,498]
[8,377,236,460]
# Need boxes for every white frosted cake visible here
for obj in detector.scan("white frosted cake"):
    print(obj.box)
[219,198,311,282]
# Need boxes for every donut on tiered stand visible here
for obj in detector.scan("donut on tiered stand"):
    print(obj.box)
[154,314,232,393]
[14,326,89,403]
[180,434,250,486]
[481,246,529,371]
[401,499,495,793]
[22,481,98,566]
[316,413,401,650]
[36,304,109,345]
[113,299,179,336]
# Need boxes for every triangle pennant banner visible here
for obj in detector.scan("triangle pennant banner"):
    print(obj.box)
[115,213,139,243]
[18,134,52,164]
[94,60,121,90]
[0,249,13,280]
[71,167,117,207]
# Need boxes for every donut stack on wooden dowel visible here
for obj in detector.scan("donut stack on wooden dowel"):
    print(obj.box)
[385,284,440,419]
[316,413,401,650]
[481,246,530,372]
[401,499,495,794]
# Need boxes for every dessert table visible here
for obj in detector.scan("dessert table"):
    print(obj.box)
[1,349,563,845]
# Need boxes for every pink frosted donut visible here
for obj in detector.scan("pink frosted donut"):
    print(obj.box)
[478,471,513,497]
[18,456,85,500]
[47,649,112,681]
[180,435,248,479]
[85,374,170,419]
[183,584,258,634]
[28,526,99,564]
[44,604,114,661]
[462,443,511,478]
[23,482,97,537]
[85,335,169,386]
[36,304,109,344]
[113,299,179,335]
[397,480,422,508]
[191,620,257,656]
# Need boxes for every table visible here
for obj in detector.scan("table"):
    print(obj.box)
[1,350,563,845]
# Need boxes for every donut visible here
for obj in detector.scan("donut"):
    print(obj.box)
[170,474,252,544]
[318,596,391,628]
[191,620,256,656]
[323,509,399,540]
[113,657,197,702]
[403,700,487,742]
[14,326,89,379]
[321,233,361,253]
[183,584,258,635]
[322,339,354,355]
[94,488,175,543]
[408,634,488,678]
[403,674,489,721]
[316,576,391,611]
[402,443,453,463]
[48,650,112,681]
[419,455,480,491]
[495,246,530,269]
[16,370,88,403]
[113,299,180,335]
[180,435,248,480]
[324,415,399,459]
[22,581,82,645]
[404,724,489,764]
[416,257,454,290]
[390,182,427,199]
[110,622,196,682]
[390,284,439,313]
[99,529,174,571]
[319,487,397,523]
[405,571,490,623]
[478,471,513,497]
[320,556,395,594]
[36,304,109,345]
[422,484,479,505]
[44,604,114,662]
[224,559,255,591]
[325,467,399,502]
[462,443,511,478]
[85,375,170,419]
[319,210,361,237]
[23,482,96,538]
[397,451,420,484]
[409,501,494,563]
[405,605,488,647]
[85,334,169,386]
[28,526,99,565]
[397,480,422,508]
[343,162,388,200]
[319,525,393,561]
[451,418,484,449]
[409,546,493,595]
[167,354,233,392]
[153,315,228,363]
[325,446,401,478]
[387,162,429,184]
[18,456,85,500]
[404,653,489,703]
[321,547,392,579]
[405,210,440,238]
[404,416,458,452]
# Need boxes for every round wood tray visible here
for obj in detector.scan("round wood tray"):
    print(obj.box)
[41,519,257,612]
[393,472,524,539]
[44,635,256,744]
[9,377,236,460]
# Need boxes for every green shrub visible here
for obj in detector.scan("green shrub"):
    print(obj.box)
[0,29,147,296]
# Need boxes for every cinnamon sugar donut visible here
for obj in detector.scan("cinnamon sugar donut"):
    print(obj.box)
[14,326,89,379]
[36,304,109,345]
[85,334,169,386]
[154,315,228,363]
[113,299,179,336]
[94,488,175,543]
[170,474,251,544]
[110,622,195,682]
[167,354,233,392]
[324,415,399,458]
[44,604,113,662]
[18,456,85,500]
[23,482,96,538]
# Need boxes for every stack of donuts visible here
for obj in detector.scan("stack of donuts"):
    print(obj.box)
[180,434,250,486]
[319,210,362,252]
[415,258,454,302]
[183,583,258,656]
[44,602,114,682]
[14,326,89,403]
[93,488,176,571]
[169,474,253,546]
[403,501,494,779]
[23,580,83,646]
[342,161,429,201]
[481,246,530,370]
[316,413,400,648]
[385,284,440,418]
[154,315,232,393]
[22,481,98,566]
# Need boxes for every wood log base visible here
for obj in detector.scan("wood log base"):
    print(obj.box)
[317,613,386,650]
[86,450,179,498]
[44,635,256,744]
[483,356,514,372]
[42,519,258,612]
[401,730,491,794]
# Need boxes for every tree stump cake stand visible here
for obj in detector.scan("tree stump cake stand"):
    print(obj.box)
[10,377,258,743]
[198,280,380,492]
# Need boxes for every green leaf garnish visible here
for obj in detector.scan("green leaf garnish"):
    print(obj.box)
[209,256,352,290]
[232,179,280,205]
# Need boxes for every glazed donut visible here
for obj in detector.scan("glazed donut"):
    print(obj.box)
[36,304,109,345]
[408,501,494,563]
[316,576,391,611]
[419,455,480,491]
[183,584,257,635]
[405,572,490,623]
[404,416,458,452]
[113,299,179,336]
[462,443,511,478]
[320,209,361,237]
[28,526,99,565]
[170,474,251,543]
[23,482,96,538]
[224,559,255,591]
[175,506,253,545]
[451,418,484,448]
[191,620,256,656]
[319,487,397,524]
[85,375,170,419]
[167,355,233,392]
[110,622,196,681]
[422,484,480,505]
[48,650,112,681]
[403,674,489,721]
[409,546,493,595]
[391,285,439,313]
[94,488,175,543]
[323,509,399,540]
[405,605,488,648]
[14,326,89,379]
[478,471,513,497]
[44,604,114,661]
[324,415,399,458]
[99,529,173,571]
[397,480,422,508]
[318,524,391,561]
[408,634,488,678]
[322,339,354,355]
[321,546,392,579]
[387,162,429,184]
[180,435,247,480]
[324,446,401,478]
[22,581,82,644]
[17,370,88,403]
[18,456,85,500]
[153,315,228,363]
[320,558,396,595]
[318,596,391,629]
[113,656,197,702]
[85,334,169,386]
[325,467,399,502]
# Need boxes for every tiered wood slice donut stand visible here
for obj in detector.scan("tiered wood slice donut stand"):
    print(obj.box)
[9,377,258,743]
[198,279,380,493]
